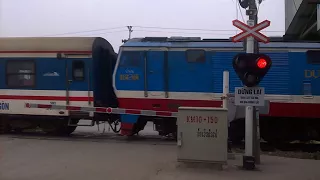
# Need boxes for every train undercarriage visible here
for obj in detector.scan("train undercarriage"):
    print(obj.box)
[229,116,320,145]
[1,113,320,145]
[0,115,79,135]
[0,114,121,136]
[131,116,177,138]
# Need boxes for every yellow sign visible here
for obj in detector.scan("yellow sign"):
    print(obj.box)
[120,74,139,80]
[305,70,320,79]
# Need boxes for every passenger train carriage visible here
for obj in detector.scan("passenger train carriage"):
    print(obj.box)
[114,37,320,143]
[0,37,118,134]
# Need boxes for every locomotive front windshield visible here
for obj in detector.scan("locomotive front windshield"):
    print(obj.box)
[119,51,142,67]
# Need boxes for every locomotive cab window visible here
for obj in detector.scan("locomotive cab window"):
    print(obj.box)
[119,51,142,67]
[306,50,320,64]
[186,50,206,63]
[6,60,36,88]
[72,61,85,81]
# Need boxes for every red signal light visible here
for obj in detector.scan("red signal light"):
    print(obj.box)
[257,58,267,69]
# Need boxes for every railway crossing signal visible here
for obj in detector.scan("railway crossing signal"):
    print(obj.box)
[232,53,272,87]
[232,19,270,43]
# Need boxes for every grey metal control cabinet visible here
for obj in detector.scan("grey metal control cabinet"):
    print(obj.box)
[177,107,228,164]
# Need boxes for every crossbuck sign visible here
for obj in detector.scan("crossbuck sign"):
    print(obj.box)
[232,19,271,43]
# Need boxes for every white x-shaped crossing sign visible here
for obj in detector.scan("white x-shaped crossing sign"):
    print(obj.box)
[232,19,271,43]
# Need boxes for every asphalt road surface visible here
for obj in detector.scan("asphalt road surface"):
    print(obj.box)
[1,122,320,180]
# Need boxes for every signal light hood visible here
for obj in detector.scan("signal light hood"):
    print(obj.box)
[232,53,272,87]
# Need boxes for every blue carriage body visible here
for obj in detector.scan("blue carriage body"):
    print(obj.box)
[116,38,320,96]
[0,37,117,120]
[114,38,320,130]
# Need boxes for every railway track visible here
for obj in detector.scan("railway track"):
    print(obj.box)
[230,141,320,160]
[230,141,320,152]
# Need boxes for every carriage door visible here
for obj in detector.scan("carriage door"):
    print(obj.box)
[146,50,167,99]
[66,59,90,105]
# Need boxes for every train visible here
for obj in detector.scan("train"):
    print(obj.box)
[0,37,119,135]
[0,36,320,144]
[115,36,320,143]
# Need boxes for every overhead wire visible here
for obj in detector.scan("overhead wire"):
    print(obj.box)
[43,26,127,36]
[237,1,246,22]
[134,26,283,33]
[64,30,128,37]
[44,24,283,37]
[133,25,238,32]
[134,29,235,36]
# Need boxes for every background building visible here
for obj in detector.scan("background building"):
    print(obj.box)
[285,0,319,40]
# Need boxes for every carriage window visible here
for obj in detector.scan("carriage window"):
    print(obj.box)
[186,50,206,63]
[119,51,142,67]
[72,61,85,81]
[6,60,36,88]
[306,50,320,64]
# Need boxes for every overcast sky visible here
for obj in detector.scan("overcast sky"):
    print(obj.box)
[0,0,285,52]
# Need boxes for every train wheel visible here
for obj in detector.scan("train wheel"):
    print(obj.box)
[56,126,77,136]
[132,119,148,135]
[153,118,177,137]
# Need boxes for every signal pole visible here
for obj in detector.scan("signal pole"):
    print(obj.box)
[249,0,261,165]
[243,0,260,169]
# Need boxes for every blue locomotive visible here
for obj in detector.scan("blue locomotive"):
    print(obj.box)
[114,37,320,143]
